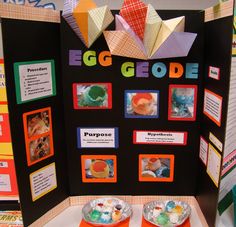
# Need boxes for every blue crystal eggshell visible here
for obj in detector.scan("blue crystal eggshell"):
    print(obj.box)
[99,212,112,223]
[165,201,176,212]
[172,90,193,105]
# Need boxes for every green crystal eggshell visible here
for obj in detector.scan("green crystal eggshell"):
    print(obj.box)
[90,210,101,222]
[156,212,169,225]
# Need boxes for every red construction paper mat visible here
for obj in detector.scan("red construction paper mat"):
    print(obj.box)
[79,218,130,227]
[141,217,191,227]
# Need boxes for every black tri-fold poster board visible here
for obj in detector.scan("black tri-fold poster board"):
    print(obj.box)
[0,1,235,226]
[61,9,204,196]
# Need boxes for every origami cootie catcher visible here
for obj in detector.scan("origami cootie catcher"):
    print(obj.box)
[103,0,197,60]
[62,0,114,48]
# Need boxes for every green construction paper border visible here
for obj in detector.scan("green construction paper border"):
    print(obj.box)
[14,59,56,104]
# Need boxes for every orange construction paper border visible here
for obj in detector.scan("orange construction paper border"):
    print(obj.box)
[141,217,190,227]
[81,155,117,183]
[23,107,54,166]
[79,217,130,227]
[203,89,222,127]
[139,154,174,182]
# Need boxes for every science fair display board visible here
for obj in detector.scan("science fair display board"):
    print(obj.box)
[1,17,68,226]
[197,13,234,227]
[0,3,234,227]
[60,10,204,197]
[215,8,236,225]
[0,58,19,210]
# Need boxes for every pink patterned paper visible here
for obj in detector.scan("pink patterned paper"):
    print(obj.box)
[120,0,147,40]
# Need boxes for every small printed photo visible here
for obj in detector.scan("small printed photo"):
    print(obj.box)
[168,85,197,121]
[73,83,112,109]
[25,109,51,138]
[125,90,159,118]
[139,154,174,182]
[28,135,52,163]
[81,155,117,183]
[23,107,54,166]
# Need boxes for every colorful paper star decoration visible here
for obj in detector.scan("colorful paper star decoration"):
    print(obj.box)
[103,0,197,60]
[62,0,114,48]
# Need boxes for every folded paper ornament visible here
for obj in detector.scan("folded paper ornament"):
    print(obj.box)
[103,0,197,60]
[62,0,114,48]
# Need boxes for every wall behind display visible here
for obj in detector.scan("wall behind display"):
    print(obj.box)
[94,0,219,10]
[0,0,219,10]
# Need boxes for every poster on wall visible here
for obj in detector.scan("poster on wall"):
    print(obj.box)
[14,60,56,104]
[0,59,7,104]
[0,106,13,164]
[0,59,17,198]
[218,8,236,215]
[2,0,56,9]
[0,105,11,144]
[222,150,236,177]
[0,157,18,197]
[0,60,12,155]
[232,7,236,56]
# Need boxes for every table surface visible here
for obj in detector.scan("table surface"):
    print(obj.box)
[44,204,205,227]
